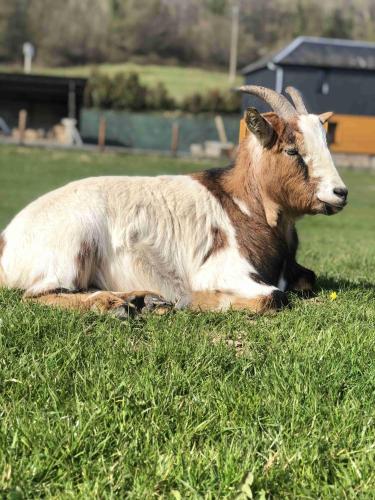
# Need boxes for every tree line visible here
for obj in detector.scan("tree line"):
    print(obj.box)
[1,0,374,68]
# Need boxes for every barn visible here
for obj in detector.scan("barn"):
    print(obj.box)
[241,36,375,156]
[0,72,87,132]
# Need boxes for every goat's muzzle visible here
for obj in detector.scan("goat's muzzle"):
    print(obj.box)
[316,186,348,215]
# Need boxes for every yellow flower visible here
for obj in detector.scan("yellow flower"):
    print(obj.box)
[330,291,338,301]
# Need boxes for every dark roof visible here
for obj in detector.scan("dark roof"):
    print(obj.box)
[0,71,86,87]
[242,36,375,74]
[0,72,87,104]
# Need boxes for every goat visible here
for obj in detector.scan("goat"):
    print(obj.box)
[0,86,348,317]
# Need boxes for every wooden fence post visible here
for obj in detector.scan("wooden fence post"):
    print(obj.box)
[215,115,228,144]
[171,122,179,157]
[18,109,27,145]
[98,116,107,152]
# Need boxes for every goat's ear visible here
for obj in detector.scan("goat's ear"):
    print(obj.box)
[244,107,275,148]
[319,111,334,124]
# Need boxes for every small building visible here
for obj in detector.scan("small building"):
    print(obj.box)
[0,72,87,132]
[241,37,375,155]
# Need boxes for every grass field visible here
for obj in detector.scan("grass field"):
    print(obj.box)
[0,63,241,102]
[0,146,375,498]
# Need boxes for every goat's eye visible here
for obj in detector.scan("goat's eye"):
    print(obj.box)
[285,148,299,156]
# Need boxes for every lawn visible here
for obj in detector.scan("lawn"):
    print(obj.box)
[0,146,375,498]
[0,63,241,102]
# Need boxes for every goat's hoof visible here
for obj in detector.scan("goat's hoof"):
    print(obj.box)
[290,268,316,294]
[110,295,139,319]
[270,290,290,310]
[117,292,173,315]
[141,294,174,315]
[110,301,137,319]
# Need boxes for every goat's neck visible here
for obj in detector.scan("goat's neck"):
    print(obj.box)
[224,142,289,231]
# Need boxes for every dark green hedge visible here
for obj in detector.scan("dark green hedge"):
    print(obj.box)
[84,70,241,114]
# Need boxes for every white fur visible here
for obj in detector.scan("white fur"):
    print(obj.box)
[277,271,287,292]
[233,197,251,216]
[298,114,347,206]
[0,175,277,309]
[247,133,263,166]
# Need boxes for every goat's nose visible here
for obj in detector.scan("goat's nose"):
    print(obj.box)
[333,187,348,202]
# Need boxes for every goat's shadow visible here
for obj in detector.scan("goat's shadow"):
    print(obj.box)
[288,275,375,302]
[315,275,375,293]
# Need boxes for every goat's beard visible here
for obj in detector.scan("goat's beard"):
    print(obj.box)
[322,202,345,216]
[312,200,345,216]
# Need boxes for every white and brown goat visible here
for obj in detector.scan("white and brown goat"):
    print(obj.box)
[0,86,348,316]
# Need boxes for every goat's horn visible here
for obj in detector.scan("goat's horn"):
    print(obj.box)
[238,85,297,119]
[285,86,308,114]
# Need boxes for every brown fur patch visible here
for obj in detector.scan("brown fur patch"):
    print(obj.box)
[202,226,228,264]
[190,290,287,313]
[249,272,264,284]
[190,290,231,311]
[74,241,99,290]
[230,292,288,313]
[25,290,126,313]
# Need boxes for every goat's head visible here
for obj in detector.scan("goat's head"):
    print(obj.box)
[239,85,348,221]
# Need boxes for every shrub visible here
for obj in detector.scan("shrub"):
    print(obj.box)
[84,70,113,109]
[180,93,204,113]
[146,82,176,110]
[181,89,241,114]
[85,71,241,114]
[110,72,147,110]
[201,89,226,112]
[223,91,242,114]
[85,70,176,111]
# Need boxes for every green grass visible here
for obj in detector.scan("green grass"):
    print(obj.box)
[0,146,375,498]
[0,63,241,102]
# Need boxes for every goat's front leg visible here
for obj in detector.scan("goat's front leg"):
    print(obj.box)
[24,290,173,317]
[285,261,316,293]
[190,288,289,313]
[283,225,316,294]
[192,255,289,313]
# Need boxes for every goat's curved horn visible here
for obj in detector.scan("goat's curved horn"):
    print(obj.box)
[238,85,297,119]
[285,86,308,114]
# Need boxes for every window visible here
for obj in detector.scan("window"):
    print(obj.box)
[321,82,330,95]
[318,70,330,95]
[327,122,337,145]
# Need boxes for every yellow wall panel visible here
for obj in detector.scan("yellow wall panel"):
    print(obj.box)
[238,114,375,155]
[329,115,375,154]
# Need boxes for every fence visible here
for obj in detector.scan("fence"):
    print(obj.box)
[80,109,241,153]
